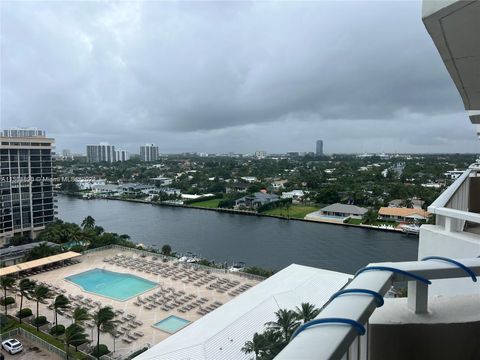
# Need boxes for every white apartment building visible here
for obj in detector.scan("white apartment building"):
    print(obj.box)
[140,143,159,162]
[86,142,116,163]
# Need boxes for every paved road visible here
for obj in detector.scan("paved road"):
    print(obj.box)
[1,335,63,360]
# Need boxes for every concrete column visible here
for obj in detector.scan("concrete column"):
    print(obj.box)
[407,281,429,314]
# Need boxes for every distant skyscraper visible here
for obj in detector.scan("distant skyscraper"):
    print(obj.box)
[0,128,55,245]
[86,142,116,163]
[115,150,130,162]
[316,140,324,156]
[140,144,159,162]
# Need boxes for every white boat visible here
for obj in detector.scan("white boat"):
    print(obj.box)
[179,252,200,263]
[229,262,246,272]
[401,224,421,235]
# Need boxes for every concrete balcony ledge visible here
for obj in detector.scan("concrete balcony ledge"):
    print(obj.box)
[368,295,480,360]
[419,225,480,297]
[370,295,480,325]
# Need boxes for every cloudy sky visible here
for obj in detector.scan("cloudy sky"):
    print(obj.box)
[1,0,478,154]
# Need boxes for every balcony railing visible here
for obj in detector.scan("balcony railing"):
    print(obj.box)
[428,163,480,233]
[275,257,480,360]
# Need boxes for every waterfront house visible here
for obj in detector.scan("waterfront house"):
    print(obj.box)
[225,182,249,194]
[378,207,430,222]
[75,178,106,190]
[281,190,306,201]
[320,203,368,219]
[235,192,280,210]
[388,198,425,209]
[120,183,157,196]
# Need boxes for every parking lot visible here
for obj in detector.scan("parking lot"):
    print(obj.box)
[1,336,63,360]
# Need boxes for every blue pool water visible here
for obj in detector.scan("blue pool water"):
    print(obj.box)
[153,315,191,334]
[65,268,157,301]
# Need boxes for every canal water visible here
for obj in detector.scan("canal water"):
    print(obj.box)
[57,195,418,274]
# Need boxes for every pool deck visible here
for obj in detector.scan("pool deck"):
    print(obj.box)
[16,248,260,358]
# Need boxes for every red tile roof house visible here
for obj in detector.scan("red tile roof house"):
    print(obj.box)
[378,207,430,222]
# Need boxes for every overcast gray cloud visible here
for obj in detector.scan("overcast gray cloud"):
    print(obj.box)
[1,0,478,153]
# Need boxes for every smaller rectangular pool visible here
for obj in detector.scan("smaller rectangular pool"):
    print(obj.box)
[153,315,191,334]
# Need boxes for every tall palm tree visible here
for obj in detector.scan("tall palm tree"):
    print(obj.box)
[362,209,378,225]
[81,216,96,230]
[93,306,116,359]
[65,323,88,360]
[72,306,91,325]
[1,276,16,317]
[241,332,266,359]
[295,302,320,323]
[265,309,300,341]
[72,307,91,351]
[53,294,70,326]
[261,329,285,359]
[18,279,34,323]
[32,285,51,331]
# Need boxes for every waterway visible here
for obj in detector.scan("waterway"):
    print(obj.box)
[57,195,419,274]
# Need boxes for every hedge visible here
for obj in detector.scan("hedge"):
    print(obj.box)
[16,308,33,318]
[33,316,48,326]
[50,324,65,335]
[91,344,110,358]
[0,297,15,306]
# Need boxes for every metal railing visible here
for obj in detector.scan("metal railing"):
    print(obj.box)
[275,257,480,360]
[428,166,480,232]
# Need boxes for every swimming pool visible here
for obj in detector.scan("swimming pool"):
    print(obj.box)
[65,268,157,301]
[153,315,191,334]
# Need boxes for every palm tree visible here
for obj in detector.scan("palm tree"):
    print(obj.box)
[65,323,88,360]
[295,302,320,323]
[261,329,285,359]
[53,294,70,326]
[18,279,34,323]
[72,306,91,325]
[72,307,91,351]
[1,276,16,317]
[32,285,52,331]
[241,332,265,359]
[362,209,378,225]
[81,216,96,230]
[265,309,300,341]
[93,226,104,236]
[93,306,116,358]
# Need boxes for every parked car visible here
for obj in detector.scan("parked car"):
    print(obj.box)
[1,339,23,354]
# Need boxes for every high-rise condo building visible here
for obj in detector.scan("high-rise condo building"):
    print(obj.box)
[0,128,55,246]
[115,150,130,162]
[86,142,116,163]
[316,140,324,156]
[140,144,159,162]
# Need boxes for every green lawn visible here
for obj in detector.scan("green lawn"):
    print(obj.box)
[189,198,222,208]
[262,205,319,219]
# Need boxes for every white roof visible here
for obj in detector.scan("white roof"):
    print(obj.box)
[135,264,350,360]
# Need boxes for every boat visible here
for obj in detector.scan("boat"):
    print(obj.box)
[178,252,200,263]
[229,262,246,272]
[401,224,421,235]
